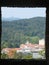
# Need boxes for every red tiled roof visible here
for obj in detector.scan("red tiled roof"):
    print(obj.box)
[20,43,39,48]
[39,45,44,47]
[2,48,21,52]
[2,43,44,52]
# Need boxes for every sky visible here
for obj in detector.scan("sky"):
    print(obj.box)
[1,7,46,19]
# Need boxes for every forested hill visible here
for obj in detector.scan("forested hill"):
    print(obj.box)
[1,17,46,48]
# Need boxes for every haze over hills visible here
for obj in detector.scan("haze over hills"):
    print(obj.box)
[2,17,21,21]
[1,17,46,48]
[2,16,46,21]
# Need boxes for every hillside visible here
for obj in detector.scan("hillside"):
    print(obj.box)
[1,17,46,48]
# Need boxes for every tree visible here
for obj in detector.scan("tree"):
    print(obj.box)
[13,51,23,59]
[1,17,45,48]
[1,53,9,59]
[1,41,8,49]
[30,36,40,44]
[38,49,45,59]
[22,53,33,59]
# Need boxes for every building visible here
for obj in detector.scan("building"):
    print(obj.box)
[1,48,10,54]
[39,39,45,46]
[1,40,45,54]
[39,39,45,49]
[1,39,45,58]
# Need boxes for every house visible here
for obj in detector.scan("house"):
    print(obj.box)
[1,39,45,58]
[1,40,45,54]
[20,41,39,53]
[1,48,10,54]
[1,48,22,57]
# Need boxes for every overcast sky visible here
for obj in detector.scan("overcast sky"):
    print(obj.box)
[1,7,46,19]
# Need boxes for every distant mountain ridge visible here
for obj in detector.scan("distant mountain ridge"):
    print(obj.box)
[2,17,46,22]
[2,17,21,21]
